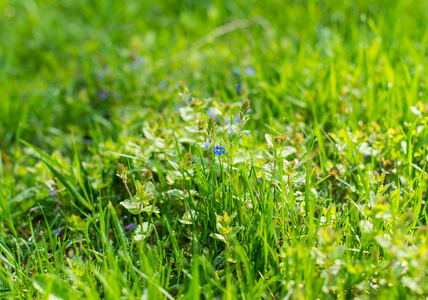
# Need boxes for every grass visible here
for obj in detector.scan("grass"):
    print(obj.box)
[1,0,428,298]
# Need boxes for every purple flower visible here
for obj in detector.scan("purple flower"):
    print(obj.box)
[56,229,63,238]
[124,223,134,231]
[233,116,241,123]
[98,91,108,100]
[213,145,226,156]
[49,189,57,197]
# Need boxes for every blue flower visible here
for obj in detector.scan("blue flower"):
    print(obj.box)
[243,130,251,136]
[213,145,226,156]
[235,83,241,95]
[233,67,240,76]
[233,116,241,123]
[245,66,255,77]
[247,108,253,114]
[204,139,211,149]
[227,125,237,135]
[208,107,221,122]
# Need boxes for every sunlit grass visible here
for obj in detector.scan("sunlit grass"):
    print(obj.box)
[1,0,428,299]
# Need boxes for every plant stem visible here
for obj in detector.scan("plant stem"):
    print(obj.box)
[138,212,144,234]
[123,181,134,201]
[182,180,189,219]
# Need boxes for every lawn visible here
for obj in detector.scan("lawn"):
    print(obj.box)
[1,0,428,298]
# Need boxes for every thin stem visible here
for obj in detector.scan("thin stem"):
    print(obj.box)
[224,235,232,254]
[182,180,189,219]
[138,212,144,234]
[238,118,244,136]
[123,181,134,201]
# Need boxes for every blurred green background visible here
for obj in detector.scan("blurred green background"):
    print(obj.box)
[1,0,427,152]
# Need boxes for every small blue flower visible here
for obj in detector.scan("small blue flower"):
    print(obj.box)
[49,189,57,197]
[243,130,251,136]
[131,57,147,69]
[247,108,253,114]
[245,66,255,77]
[208,107,221,122]
[213,145,226,156]
[227,125,237,135]
[235,83,241,95]
[204,139,211,149]
[233,116,241,123]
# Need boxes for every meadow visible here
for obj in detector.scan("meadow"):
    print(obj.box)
[1,0,428,298]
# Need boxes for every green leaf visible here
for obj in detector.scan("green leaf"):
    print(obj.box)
[166,189,199,199]
[20,140,71,172]
[179,106,198,121]
[33,274,80,300]
[42,159,93,211]
[120,200,159,214]
[134,222,154,242]
[105,151,145,162]
[233,151,251,165]
[169,160,180,171]
[257,150,273,160]
[184,126,200,133]
[210,233,226,243]
[66,255,85,277]
[0,185,17,237]
[226,226,242,240]
[265,134,274,148]
[279,147,296,158]
[142,127,155,139]
[179,209,197,224]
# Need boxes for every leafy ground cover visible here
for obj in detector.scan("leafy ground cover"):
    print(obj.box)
[1,0,428,298]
